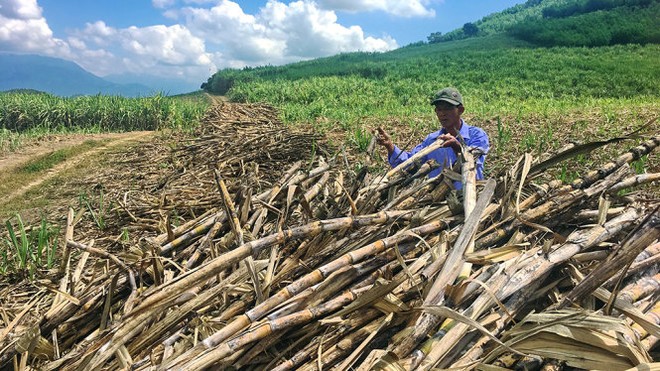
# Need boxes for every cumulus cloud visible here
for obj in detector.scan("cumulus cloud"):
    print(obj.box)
[71,21,215,80]
[179,0,397,67]
[0,0,42,19]
[318,0,435,18]
[0,0,69,55]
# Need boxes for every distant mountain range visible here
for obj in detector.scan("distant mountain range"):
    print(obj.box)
[0,53,200,97]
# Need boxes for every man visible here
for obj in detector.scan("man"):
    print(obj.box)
[376,87,489,188]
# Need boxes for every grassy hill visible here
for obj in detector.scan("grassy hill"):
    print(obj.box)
[430,0,659,44]
[204,35,658,124]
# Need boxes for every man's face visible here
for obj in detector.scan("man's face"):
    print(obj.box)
[434,101,462,131]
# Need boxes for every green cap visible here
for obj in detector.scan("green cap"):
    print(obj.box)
[430,87,463,106]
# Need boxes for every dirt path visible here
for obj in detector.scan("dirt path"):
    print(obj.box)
[0,131,154,205]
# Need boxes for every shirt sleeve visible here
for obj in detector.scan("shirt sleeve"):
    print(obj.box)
[387,133,436,168]
[468,127,490,180]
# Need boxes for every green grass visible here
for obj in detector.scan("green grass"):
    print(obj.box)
[17,140,100,174]
[2,213,59,278]
[0,139,107,210]
[224,40,659,124]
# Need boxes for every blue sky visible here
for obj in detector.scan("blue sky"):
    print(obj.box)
[0,0,526,86]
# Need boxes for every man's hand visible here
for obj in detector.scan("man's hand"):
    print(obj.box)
[375,127,395,155]
[439,133,461,153]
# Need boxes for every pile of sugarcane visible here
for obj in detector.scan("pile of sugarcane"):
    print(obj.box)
[0,102,659,370]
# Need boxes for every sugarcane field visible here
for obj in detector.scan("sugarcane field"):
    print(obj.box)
[0,96,658,371]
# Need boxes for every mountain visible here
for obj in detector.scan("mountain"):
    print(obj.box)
[103,73,201,96]
[0,54,152,97]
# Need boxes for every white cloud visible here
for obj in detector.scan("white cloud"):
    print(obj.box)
[318,0,435,18]
[71,21,215,81]
[179,0,397,67]
[152,0,175,9]
[0,0,70,55]
[0,0,42,19]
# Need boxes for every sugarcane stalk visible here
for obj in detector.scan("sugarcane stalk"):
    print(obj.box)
[391,178,495,359]
[574,206,626,221]
[52,207,74,307]
[165,285,372,369]
[304,172,330,206]
[632,301,660,340]
[457,149,477,283]
[171,215,446,367]
[558,208,659,308]
[151,209,218,246]
[126,262,261,360]
[271,308,385,371]
[309,312,396,371]
[564,135,660,192]
[159,214,218,255]
[185,214,227,269]
[477,164,632,249]
[385,138,446,179]
[568,272,660,340]
[415,206,640,369]
[215,169,266,308]
[358,160,440,213]
[128,210,414,321]
[604,242,660,288]
[254,161,302,202]
[617,273,660,307]
[449,277,547,369]
[383,172,444,211]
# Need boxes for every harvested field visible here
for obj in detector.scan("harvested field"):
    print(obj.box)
[0,101,658,370]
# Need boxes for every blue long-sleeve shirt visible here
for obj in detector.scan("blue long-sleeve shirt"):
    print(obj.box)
[387,120,489,188]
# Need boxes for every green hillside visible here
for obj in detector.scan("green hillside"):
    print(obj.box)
[429,0,659,44]
[204,36,658,122]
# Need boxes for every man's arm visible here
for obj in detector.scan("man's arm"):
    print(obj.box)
[468,127,490,180]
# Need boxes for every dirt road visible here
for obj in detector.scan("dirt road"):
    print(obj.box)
[0,131,154,210]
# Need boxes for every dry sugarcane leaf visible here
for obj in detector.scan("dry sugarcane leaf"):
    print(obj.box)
[515,153,533,215]
[328,277,404,320]
[526,119,656,177]
[537,324,648,364]
[40,283,80,306]
[464,245,525,264]
[357,350,406,371]
[489,310,651,369]
[504,332,637,370]
[422,305,526,357]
